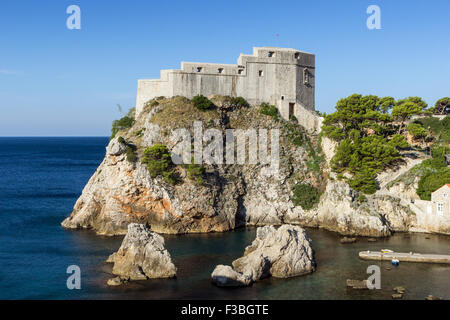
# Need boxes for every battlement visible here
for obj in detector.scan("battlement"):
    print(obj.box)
[136,47,319,131]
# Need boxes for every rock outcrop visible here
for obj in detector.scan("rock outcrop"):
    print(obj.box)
[107,223,176,282]
[61,96,440,237]
[211,225,315,286]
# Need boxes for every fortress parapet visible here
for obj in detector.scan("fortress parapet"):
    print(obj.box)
[136,47,319,131]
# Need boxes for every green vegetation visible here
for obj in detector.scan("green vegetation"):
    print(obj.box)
[111,115,135,139]
[322,94,417,194]
[126,145,137,163]
[407,122,427,139]
[142,144,179,185]
[292,183,320,210]
[259,103,279,121]
[415,115,449,144]
[111,108,136,139]
[231,96,250,108]
[185,162,205,185]
[192,95,214,111]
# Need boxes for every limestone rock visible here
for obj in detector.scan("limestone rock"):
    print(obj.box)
[212,225,315,286]
[110,223,176,280]
[346,279,368,289]
[107,276,128,286]
[211,265,252,287]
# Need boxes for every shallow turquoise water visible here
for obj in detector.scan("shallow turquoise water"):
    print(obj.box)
[0,137,449,299]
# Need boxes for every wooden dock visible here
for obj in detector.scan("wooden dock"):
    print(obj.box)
[359,250,450,264]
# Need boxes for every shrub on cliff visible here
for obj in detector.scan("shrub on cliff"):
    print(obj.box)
[111,115,135,139]
[259,103,279,121]
[192,95,214,111]
[142,144,178,184]
[231,96,250,108]
[292,183,320,210]
[185,163,205,184]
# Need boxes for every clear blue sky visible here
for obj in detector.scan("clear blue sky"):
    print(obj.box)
[1,0,449,136]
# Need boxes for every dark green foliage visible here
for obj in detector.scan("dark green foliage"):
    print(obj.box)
[289,115,298,122]
[359,194,367,203]
[117,136,125,144]
[135,128,146,137]
[292,183,320,210]
[321,94,420,194]
[259,103,279,121]
[416,115,449,144]
[142,144,178,185]
[231,96,250,108]
[284,122,305,146]
[416,145,450,200]
[111,115,135,139]
[407,123,427,138]
[126,145,137,163]
[150,100,160,107]
[417,168,450,200]
[192,95,214,111]
[348,169,378,194]
[185,163,205,184]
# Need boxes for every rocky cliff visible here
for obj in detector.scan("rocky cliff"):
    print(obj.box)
[61,96,424,237]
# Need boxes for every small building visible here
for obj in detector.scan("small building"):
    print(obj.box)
[431,184,450,216]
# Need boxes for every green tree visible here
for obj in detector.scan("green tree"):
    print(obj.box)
[391,101,423,133]
[407,122,427,139]
[292,183,320,210]
[142,144,178,184]
[192,95,213,111]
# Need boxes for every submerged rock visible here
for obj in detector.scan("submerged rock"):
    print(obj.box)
[346,279,368,290]
[109,223,176,281]
[340,237,357,244]
[211,265,252,287]
[211,225,316,287]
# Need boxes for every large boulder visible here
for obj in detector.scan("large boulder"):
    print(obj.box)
[211,265,252,287]
[211,225,316,286]
[109,223,177,281]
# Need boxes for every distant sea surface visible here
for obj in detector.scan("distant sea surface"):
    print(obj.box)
[1,137,449,300]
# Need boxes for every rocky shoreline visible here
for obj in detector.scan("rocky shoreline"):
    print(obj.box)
[62,97,448,241]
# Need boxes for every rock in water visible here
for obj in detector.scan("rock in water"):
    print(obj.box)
[211,225,316,286]
[340,237,357,244]
[110,223,176,281]
[211,265,252,287]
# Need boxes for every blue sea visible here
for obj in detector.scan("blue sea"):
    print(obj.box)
[1,137,449,300]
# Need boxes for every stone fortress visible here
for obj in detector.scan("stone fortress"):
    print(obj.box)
[135,47,320,131]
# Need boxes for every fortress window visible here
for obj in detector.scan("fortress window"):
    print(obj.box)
[217,68,224,74]
[295,52,300,59]
[281,96,285,100]
[303,68,309,84]
[258,70,264,77]
[196,67,202,72]
[268,51,275,57]
[238,69,244,75]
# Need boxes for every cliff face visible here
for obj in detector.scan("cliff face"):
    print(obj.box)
[61,97,420,237]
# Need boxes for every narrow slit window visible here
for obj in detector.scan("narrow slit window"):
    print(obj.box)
[196,67,202,73]
[268,51,275,57]
[295,52,300,59]
[218,68,224,74]
[238,69,244,75]
[259,70,264,77]
[303,68,309,84]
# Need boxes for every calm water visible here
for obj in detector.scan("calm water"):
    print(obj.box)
[0,137,449,300]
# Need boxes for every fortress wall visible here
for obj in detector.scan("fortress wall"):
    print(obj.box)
[135,47,319,131]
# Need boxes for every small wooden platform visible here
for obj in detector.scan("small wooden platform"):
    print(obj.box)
[359,251,450,264]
